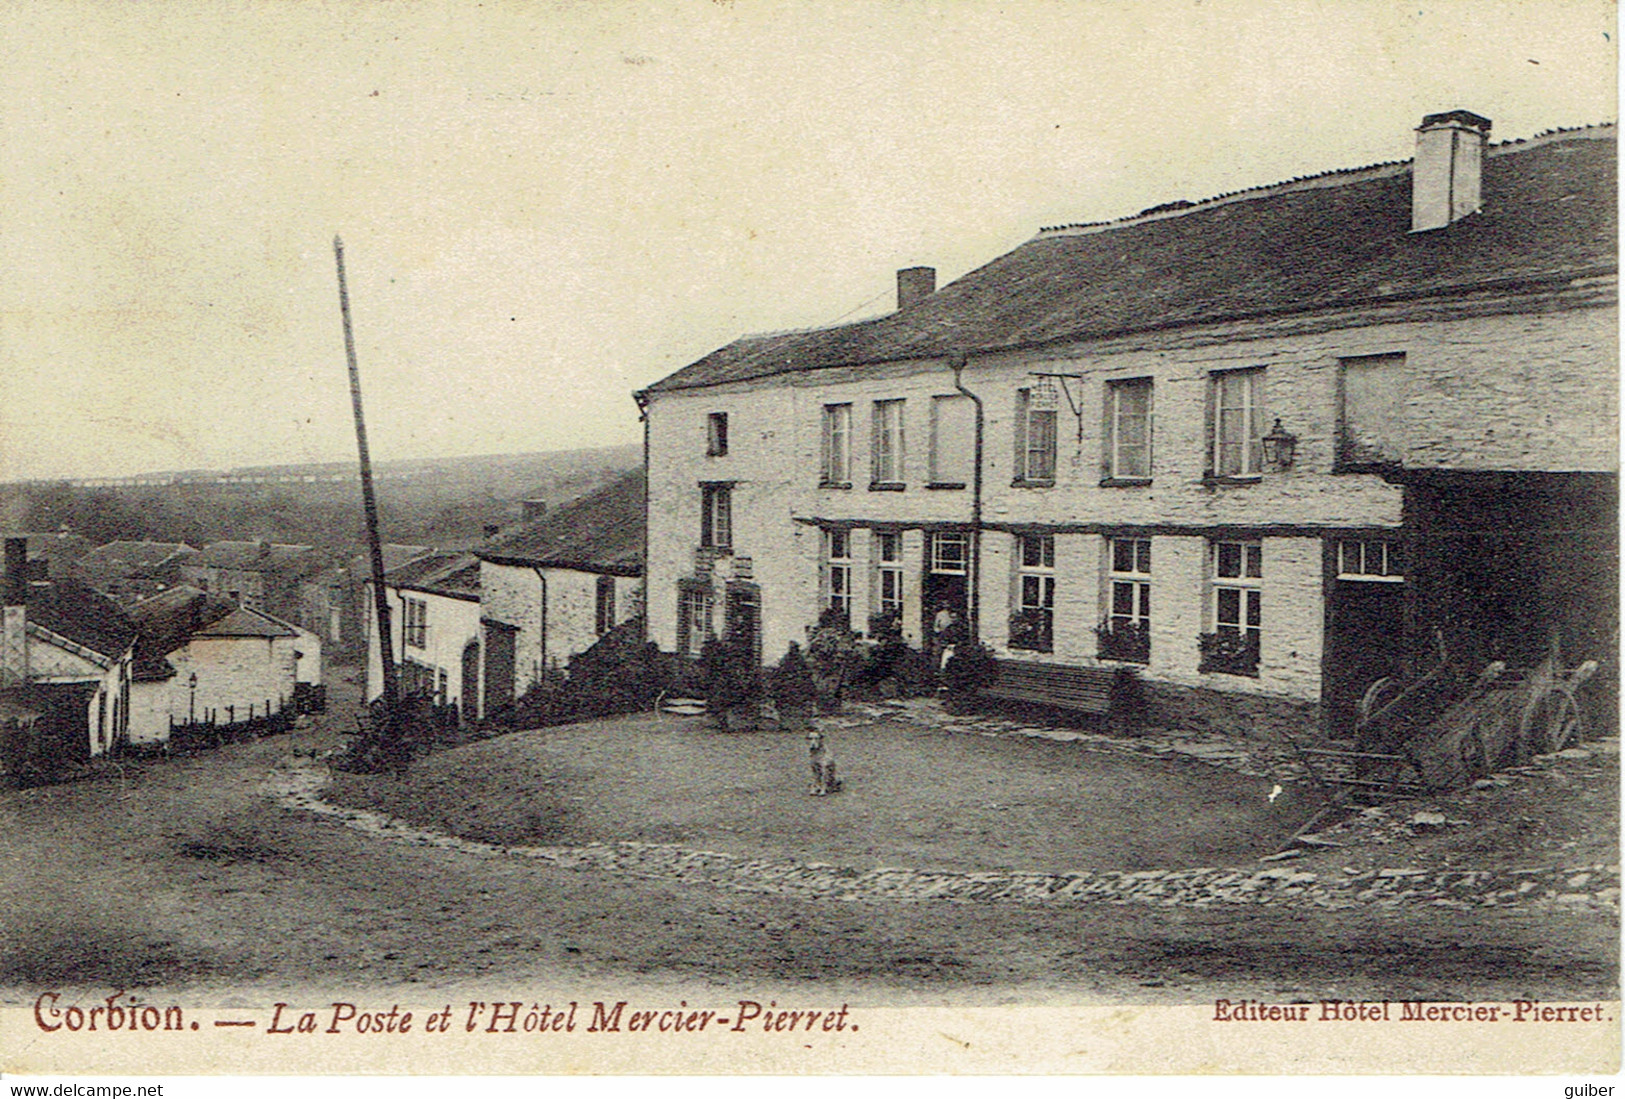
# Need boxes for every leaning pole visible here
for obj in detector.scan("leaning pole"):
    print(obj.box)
[333,235,399,722]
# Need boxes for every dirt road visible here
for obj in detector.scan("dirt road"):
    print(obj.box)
[1,708,1615,1008]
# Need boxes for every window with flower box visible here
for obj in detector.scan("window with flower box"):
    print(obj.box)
[1010,534,1055,652]
[1202,539,1261,675]
[821,528,853,626]
[873,531,903,630]
[1099,537,1151,663]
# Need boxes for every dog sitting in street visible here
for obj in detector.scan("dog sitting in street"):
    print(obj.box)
[808,728,843,796]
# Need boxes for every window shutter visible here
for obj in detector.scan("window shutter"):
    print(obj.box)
[1203,376,1216,478]
[1101,384,1115,481]
[871,403,883,483]
[1013,389,1029,481]
[820,408,832,482]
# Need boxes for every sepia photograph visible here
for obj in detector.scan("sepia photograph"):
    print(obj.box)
[0,0,1617,1084]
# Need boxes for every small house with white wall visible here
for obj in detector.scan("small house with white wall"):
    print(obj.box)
[475,470,645,717]
[364,551,483,722]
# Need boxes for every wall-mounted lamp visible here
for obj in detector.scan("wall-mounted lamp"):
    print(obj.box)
[1261,418,1298,469]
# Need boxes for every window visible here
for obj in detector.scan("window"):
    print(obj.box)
[929,532,969,575]
[700,483,732,549]
[403,596,427,648]
[1101,537,1151,663]
[821,528,853,625]
[929,394,973,487]
[1204,540,1261,675]
[706,412,729,456]
[1338,353,1404,470]
[820,403,852,486]
[1014,388,1058,483]
[595,575,617,634]
[1010,535,1055,652]
[871,399,906,486]
[1337,539,1404,582]
[1105,379,1153,481]
[874,531,903,624]
[677,585,714,656]
[1211,369,1264,478]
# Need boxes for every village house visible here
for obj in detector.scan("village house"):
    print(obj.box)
[363,551,483,722]
[72,539,198,606]
[636,113,1617,735]
[179,540,321,622]
[474,470,645,717]
[298,544,433,659]
[127,584,321,746]
[0,537,138,763]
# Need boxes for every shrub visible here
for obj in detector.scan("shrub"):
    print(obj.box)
[771,642,818,710]
[806,609,860,712]
[699,637,762,732]
[561,617,674,720]
[943,640,999,698]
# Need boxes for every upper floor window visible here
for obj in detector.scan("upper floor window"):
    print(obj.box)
[595,575,617,635]
[871,399,906,487]
[929,394,973,487]
[1104,379,1153,481]
[1010,534,1055,653]
[700,483,732,550]
[1337,353,1404,470]
[821,528,853,625]
[1014,388,1058,484]
[403,596,427,649]
[1211,368,1264,479]
[706,412,729,457]
[820,403,852,486]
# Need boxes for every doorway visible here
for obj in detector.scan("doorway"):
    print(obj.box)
[922,531,970,654]
[1324,538,1406,735]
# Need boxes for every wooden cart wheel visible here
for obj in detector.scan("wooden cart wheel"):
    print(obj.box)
[1357,676,1403,730]
[1520,685,1584,755]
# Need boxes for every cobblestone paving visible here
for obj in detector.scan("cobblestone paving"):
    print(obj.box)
[269,754,1620,916]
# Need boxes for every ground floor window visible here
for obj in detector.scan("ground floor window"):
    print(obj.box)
[821,528,853,626]
[1100,536,1151,663]
[678,585,714,656]
[1202,539,1261,676]
[873,531,903,633]
[1010,534,1055,652]
[1336,539,1404,582]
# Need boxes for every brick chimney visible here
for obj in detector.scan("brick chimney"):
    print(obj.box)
[1,537,29,687]
[1411,109,1492,232]
[896,266,936,310]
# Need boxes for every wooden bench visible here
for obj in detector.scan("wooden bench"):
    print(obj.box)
[979,659,1137,718]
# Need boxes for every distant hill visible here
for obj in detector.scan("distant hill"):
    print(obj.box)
[0,444,643,555]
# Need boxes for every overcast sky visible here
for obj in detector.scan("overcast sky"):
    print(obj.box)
[0,0,1614,480]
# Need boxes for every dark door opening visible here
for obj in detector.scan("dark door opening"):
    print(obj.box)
[1325,578,1406,735]
[923,531,970,662]
[482,622,516,716]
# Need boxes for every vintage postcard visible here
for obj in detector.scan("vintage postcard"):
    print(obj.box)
[0,0,1617,1085]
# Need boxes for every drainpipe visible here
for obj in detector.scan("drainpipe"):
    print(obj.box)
[529,567,549,681]
[634,389,652,645]
[949,352,984,639]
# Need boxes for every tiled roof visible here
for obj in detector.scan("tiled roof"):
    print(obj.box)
[479,471,644,575]
[192,541,317,574]
[640,127,1616,395]
[75,541,196,577]
[193,607,300,639]
[23,579,137,659]
[129,585,240,657]
[383,551,482,601]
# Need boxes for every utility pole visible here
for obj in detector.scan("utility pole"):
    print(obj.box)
[334,235,399,720]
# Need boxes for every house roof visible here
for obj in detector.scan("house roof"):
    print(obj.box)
[21,579,137,660]
[383,551,482,601]
[640,127,1616,395]
[129,585,241,658]
[192,541,317,574]
[75,540,197,578]
[7,532,92,564]
[478,470,644,576]
[193,607,300,639]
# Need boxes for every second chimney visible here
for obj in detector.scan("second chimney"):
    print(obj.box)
[896,266,936,310]
[1411,109,1492,232]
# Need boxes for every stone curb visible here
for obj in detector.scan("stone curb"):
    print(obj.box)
[267,761,1620,916]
